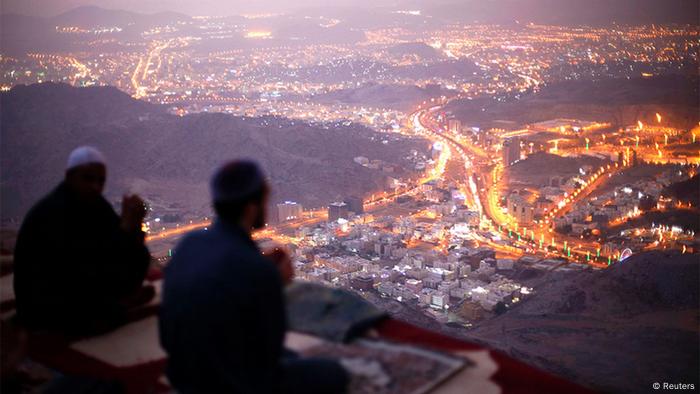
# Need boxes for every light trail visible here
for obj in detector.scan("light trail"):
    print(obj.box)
[131,40,172,98]
[414,104,619,267]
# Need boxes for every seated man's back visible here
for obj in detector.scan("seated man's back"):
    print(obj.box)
[160,222,286,393]
[159,161,347,394]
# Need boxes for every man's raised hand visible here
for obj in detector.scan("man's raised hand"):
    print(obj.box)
[121,194,147,233]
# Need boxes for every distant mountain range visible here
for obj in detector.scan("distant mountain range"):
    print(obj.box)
[424,0,699,25]
[0,6,190,55]
[2,0,698,25]
[2,2,696,55]
[51,5,189,27]
[0,83,427,221]
[2,5,190,27]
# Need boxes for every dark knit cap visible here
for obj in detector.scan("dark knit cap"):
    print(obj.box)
[211,160,266,203]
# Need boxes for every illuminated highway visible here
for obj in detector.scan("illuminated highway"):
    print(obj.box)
[131,40,173,99]
[413,104,616,267]
[146,100,696,267]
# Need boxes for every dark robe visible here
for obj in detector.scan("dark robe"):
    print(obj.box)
[13,182,150,334]
[159,221,347,394]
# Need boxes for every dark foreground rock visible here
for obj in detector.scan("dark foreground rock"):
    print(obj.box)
[466,251,699,393]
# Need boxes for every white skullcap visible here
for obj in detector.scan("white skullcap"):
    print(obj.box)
[66,146,106,170]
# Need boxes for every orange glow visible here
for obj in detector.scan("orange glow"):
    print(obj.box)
[245,31,272,38]
[146,220,210,241]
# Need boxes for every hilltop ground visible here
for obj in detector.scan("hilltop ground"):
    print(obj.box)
[367,251,699,393]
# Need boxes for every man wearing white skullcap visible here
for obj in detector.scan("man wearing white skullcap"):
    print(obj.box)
[13,146,153,335]
[66,145,107,171]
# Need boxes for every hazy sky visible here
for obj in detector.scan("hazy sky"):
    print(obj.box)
[1,0,697,25]
[0,0,405,16]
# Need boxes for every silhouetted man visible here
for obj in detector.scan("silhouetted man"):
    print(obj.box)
[14,146,151,335]
[160,161,348,394]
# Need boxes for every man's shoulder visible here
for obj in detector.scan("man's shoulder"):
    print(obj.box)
[173,229,273,269]
[22,185,66,224]
[171,228,256,265]
[165,231,279,296]
[175,227,225,250]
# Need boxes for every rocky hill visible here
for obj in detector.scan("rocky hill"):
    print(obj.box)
[505,152,610,189]
[663,175,700,206]
[311,83,452,111]
[466,251,700,393]
[1,83,428,221]
[446,75,700,130]
[386,42,443,61]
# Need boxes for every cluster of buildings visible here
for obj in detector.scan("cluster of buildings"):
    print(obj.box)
[277,201,304,222]
[262,177,541,324]
[554,167,689,233]
[291,222,532,323]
